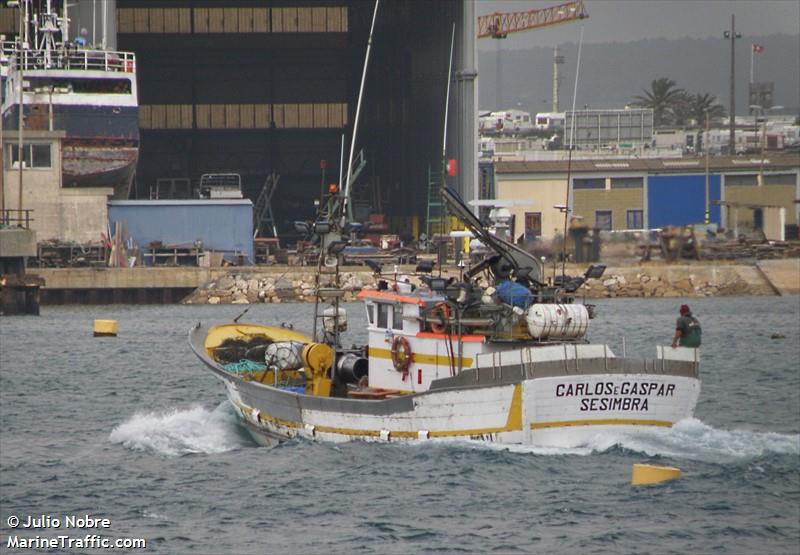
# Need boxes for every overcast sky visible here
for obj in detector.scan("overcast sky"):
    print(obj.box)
[476,0,800,49]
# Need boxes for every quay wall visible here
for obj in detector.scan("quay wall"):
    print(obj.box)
[180,263,780,305]
[30,260,797,305]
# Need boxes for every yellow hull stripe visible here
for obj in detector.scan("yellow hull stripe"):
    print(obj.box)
[530,418,673,430]
[368,346,473,368]
[232,400,302,430]
[233,384,523,438]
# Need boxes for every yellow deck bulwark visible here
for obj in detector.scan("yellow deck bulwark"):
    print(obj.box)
[205,323,311,351]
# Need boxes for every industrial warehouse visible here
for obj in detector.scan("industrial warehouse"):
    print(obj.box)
[0,0,798,311]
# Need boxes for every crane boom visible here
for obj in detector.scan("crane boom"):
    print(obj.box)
[477,0,588,39]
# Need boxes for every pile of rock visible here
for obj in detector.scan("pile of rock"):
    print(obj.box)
[579,269,755,298]
[183,271,377,305]
[183,264,773,305]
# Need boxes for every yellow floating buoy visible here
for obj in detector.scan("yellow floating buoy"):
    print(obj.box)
[93,319,118,337]
[631,463,681,486]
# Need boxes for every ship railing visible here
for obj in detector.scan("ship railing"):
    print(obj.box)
[4,44,136,74]
[0,209,34,229]
[198,173,243,198]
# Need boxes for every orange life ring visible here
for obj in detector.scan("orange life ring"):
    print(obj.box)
[390,336,412,372]
[430,303,451,333]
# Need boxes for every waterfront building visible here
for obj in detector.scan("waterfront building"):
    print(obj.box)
[2,131,112,243]
[493,154,799,241]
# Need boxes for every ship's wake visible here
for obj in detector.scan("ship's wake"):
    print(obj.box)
[486,418,800,462]
[109,402,253,456]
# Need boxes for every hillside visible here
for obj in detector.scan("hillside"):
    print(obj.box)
[478,34,799,116]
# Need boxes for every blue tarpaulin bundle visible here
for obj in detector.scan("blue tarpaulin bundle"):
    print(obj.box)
[495,280,534,308]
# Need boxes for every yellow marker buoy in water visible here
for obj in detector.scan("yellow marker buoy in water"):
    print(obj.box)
[631,464,681,486]
[93,319,118,337]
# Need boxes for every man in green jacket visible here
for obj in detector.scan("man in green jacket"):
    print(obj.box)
[672,304,702,348]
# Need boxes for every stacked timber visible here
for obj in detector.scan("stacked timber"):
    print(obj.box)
[700,240,800,260]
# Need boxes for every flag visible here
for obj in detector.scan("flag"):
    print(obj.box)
[752,44,764,53]
[446,159,458,177]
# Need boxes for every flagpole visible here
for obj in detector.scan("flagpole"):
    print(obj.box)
[750,45,754,84]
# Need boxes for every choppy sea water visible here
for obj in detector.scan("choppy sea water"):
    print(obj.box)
[1,296,798,554]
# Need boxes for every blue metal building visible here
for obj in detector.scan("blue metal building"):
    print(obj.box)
[108,199,254,264]
[647,174,721,228]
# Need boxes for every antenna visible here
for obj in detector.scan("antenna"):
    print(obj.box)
[437,22,456,259]
[442,23,455,169]
[341,0,379,227]
[338,133,345,204]
[560,22,585,284]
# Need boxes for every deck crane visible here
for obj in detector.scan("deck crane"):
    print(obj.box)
[477,0,588,111]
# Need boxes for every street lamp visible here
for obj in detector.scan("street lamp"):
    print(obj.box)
[724,15,742,155]
[12,0,26,218]
[704,109,711,224]
[749,104,783,186]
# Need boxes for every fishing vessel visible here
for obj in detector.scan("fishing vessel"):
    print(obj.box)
[190,0,699,448]
[189,186,701,448]
[1,0,138,199]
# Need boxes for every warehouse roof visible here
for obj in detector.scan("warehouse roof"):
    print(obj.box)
[494,153,800,174]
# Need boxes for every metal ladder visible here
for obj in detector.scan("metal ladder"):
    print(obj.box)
[426,165,446,240]
[253,171,280,238]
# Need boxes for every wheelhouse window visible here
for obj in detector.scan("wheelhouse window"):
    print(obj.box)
[27,77,132,95]
[6,143,52,169]
[365,302,375,325]
[377,303,390,328]
[392,304,403,330]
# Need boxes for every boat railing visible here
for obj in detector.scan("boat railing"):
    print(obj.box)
[0,209,34,229]
[474,343,699,377]
[3,42,136,74]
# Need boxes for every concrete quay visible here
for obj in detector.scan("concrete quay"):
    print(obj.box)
[756,259,800,295]
[28,260,799,305]
[31,265,312,304]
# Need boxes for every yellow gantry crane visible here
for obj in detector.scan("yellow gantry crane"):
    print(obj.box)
[477,0,588,39]
[478,0,588,111]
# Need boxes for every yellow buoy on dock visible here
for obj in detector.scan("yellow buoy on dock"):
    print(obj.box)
[93,319,118,337]
[631,464,681,486]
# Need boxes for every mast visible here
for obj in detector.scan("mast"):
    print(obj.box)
[340,0,379,227]
[560,23,584,283]
[17,0,28,217]
[441,23,455,171]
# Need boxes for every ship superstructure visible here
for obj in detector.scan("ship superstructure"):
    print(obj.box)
[1,0,138,199]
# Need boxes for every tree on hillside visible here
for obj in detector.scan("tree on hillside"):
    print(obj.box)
[631,78,685,127]
[671,91,694,127]
[687,93,726,127]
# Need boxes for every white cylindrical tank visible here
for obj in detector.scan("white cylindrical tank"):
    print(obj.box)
[526,304,589,340]
[323,307,347,333]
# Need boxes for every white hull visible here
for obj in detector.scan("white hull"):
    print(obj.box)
[222,372,700,448]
